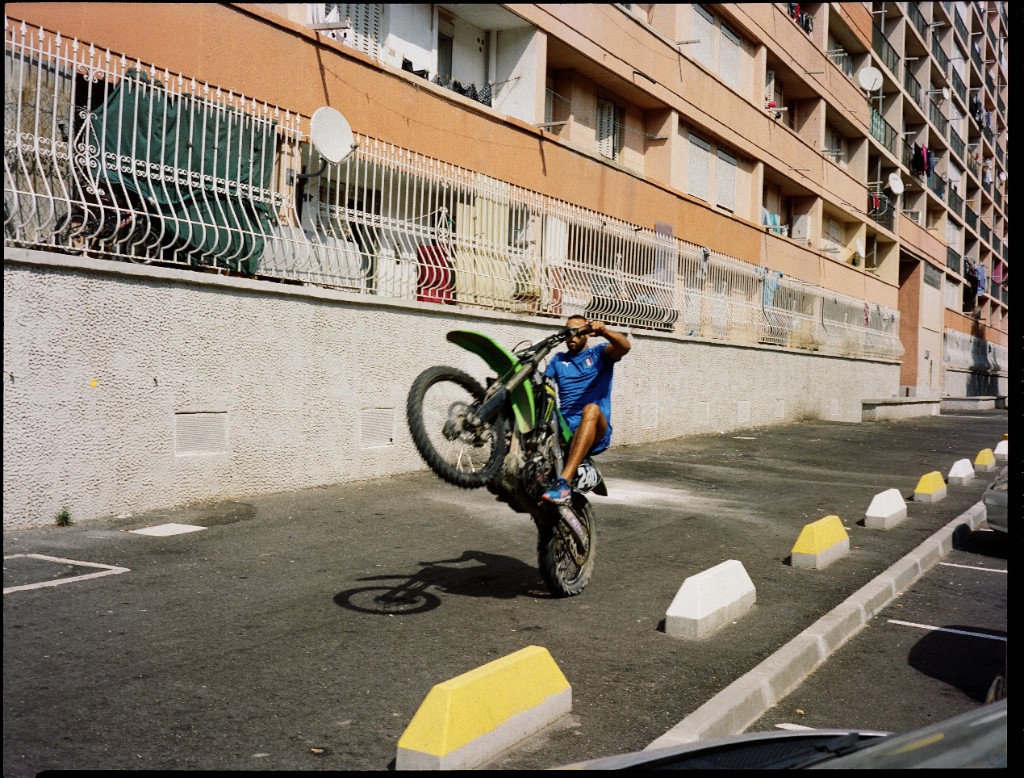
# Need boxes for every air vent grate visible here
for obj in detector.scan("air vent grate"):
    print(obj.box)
[174,411,228,455]
[360,408,395,448]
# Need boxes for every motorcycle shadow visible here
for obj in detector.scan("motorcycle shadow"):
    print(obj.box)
[333,550,555,616]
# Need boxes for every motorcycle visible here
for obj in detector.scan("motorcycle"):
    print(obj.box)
[406,323,607,597]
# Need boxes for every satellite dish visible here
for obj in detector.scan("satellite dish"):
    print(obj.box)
[857,67,883,92]
[941,86,951,101]
[309,106,354,164]
[855,240,866,256]
[998,170,1007,183]
[887,172,905,195]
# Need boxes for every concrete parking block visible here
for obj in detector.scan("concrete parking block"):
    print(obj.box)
[994,440,1007,462]
[396,645,571,770]
[665,559,756,639]
[913,471,947,502]
[974,448,996,472]
[791,515,850,569]
[864,488,908,529]
[947,458,976,486]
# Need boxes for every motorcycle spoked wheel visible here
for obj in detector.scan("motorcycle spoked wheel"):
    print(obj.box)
[536,496,596,597]
[406,366,509,489]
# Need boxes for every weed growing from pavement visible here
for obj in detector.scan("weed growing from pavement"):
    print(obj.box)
[55,507,73,527]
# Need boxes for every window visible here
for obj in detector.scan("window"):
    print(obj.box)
[437,29,453,84]
[716,149,737,211]
[823,217,844,252]
[824,125,847,166]
[692,6,715,68]
[719,25,741,90]
[596,97,624,160]
[313,4,383,59]
[688,133,712,201]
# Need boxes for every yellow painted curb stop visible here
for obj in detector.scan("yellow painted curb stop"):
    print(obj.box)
[396,645,571,770]
[791,515,850,570]
[913,470,947,502]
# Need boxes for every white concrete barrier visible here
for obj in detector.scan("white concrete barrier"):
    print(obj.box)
[665,560,756,639]
[864,488,908,529]
[994,440,1008,462]
[947,458,976,486]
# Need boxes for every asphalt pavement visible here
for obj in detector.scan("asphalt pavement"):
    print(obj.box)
[3,409,1009,772]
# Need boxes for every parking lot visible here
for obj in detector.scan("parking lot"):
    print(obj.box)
[3,411,1008,772]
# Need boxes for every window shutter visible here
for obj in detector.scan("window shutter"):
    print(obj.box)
[688,133,711,201]
[716,149,736,211]
[692,6,714,69]
[720,25,740,89]
[323,3,381,59]
[596,98,617,159]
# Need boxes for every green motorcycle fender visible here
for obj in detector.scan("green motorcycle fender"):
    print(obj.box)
[446,330,536,434]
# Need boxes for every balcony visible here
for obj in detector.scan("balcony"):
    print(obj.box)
[826,49,854,78]
[932,37,950,72]
[907,2,929,41]
[951,69,967,103]
[981,222,991,243]
[947,186,964,215]
[903,70,922,107]
[873,25,901,78]
[870,108,899,156]
[928,171,947,198]
[928,101,948,136]
[868,192,895,230]
[946,246,962,274]
[965,207,978,230]
[950,129,964,159]
[954,12,968,43]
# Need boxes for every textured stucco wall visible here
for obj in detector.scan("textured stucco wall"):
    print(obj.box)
[4,250,898,530]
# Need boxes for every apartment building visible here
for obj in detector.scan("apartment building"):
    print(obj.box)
[3,3,1008,527]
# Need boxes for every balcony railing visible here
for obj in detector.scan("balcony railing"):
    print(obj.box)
[903,69,922,106]
[954,12,968,42]
[928,172,947,198]
[929,101,949,136]
[947,186,964,214]
[870,108,899,155]
[908,2,929,41]
[868,192,895,230]
[981,222,991,243]
[950,129,964,159]
[993,234,1002,254]
[946,246,962,275]
[965,207,978,230]
[971,45,982,70]
[873,25,901,78]
[2,16,904,359]
[932,37,950,71]
[951,69,967,103]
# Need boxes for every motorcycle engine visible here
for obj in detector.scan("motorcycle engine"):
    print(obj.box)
[520,452,555,502]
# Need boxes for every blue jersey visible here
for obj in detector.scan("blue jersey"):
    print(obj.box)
[544,342,615,454]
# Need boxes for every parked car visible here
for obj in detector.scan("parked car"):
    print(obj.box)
[983,466,1008,533]
[553,699,1007,769]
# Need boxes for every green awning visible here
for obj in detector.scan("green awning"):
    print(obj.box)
[90,70,277,272]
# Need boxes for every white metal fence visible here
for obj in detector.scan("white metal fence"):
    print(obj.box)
[4,18,903,360]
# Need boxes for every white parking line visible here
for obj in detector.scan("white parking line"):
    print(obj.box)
[3,554,130,595]
[886,619,1007,641]
[939,561,1007,574]
[774,722,816,731]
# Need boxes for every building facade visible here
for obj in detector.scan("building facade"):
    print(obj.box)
[3,3,1008,528]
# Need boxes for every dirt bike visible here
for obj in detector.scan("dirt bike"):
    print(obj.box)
[406,323,607,597]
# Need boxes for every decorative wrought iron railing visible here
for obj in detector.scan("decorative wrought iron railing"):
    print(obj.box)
[3,17,904,360]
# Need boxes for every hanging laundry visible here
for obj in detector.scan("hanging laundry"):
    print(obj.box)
[977,264,987,295]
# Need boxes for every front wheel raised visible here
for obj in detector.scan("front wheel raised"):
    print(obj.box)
[406,366,508,489]
[536,496,596,597]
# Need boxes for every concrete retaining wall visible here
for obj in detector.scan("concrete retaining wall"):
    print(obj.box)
[1,250,902,529]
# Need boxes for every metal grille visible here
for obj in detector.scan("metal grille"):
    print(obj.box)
[359,408,394,448]
[174,412,228,455]
[3,18,904,361]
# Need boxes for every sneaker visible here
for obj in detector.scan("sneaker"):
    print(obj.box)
[541,476,572,506]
